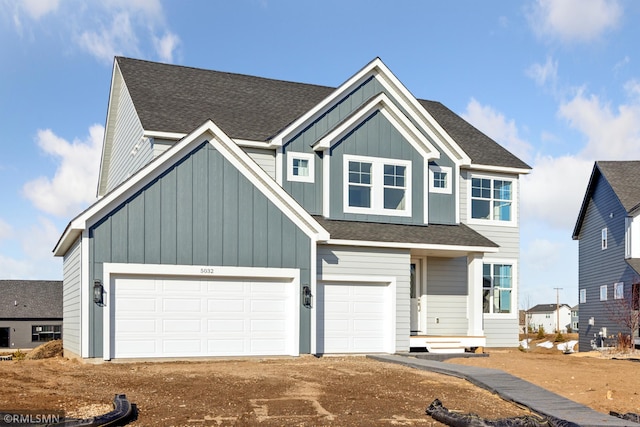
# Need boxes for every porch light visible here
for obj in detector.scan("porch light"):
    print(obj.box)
[302,285,312,308]
[94,280,104,305]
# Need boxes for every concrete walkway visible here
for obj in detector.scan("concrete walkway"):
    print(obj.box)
[369,354,637,427]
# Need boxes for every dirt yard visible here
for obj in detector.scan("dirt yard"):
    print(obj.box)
[0,336,638,426]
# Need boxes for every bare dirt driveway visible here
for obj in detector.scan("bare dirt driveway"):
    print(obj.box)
[1,340,639,426]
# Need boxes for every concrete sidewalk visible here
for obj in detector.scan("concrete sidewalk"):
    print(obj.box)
[369,354,637,427]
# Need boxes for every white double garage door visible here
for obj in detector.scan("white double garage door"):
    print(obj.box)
[105,267,394,359]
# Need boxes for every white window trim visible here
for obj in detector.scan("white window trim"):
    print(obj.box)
[579,288,586,304]
[343,154,412,217]
[482,258,517,319]
[614,282,624,300]
[468,173,517,227]
[600,284,608,301]
[287,151,315,183]
[429,165,452,194]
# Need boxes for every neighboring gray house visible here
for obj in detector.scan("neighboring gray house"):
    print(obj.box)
[573,161,640,350]
[527,303,571,334]
[54,57,531,361]
[0,280,62,350]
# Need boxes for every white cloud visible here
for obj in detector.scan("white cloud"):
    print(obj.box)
[22,216,62,261]
[624,79,640,102]
[559,89,640,160]
[22,125,103,218]
[528,0,622,43]
[521,154,593,229]
[526,56,558,88]
[153,31,180,63]
[77,12,139,64]
[0,218,13,241]
[22,0,60,20]
[461,98,534,164]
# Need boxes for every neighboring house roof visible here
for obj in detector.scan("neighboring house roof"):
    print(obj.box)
[0,280,62,319]
[571,305,579,311]
[573,161,640,239]
[528,303,571,313]
[313,216,498,249]
[626,259,640,276]
[116,57,530,170]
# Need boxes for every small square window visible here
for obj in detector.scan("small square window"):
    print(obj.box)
[579,289,586,303]
[429,165,452,194]
[614,282,624,300]
[602,228,608,250]
[600,284,608,301]
[287,152,314,183]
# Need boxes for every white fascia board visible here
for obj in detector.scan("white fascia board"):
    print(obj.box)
[312,93,439,161]
[325,239,499,253]
[143,130,187,140]
[466,164,532,175]
[97,61,122,198]
[233,139,273,149]
[56,120,329,255]
[270,58,388,147]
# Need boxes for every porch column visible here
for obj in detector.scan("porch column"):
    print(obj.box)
[467,253,484,336]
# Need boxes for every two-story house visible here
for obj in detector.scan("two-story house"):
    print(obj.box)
[54,57,531,360]
[527,303,571,334]
[573,161,640,351]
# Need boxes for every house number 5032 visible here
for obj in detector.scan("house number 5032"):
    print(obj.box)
[200,268,215,274]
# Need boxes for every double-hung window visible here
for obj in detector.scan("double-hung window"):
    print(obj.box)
[482,263,513,314]
[470,176,514,224]
[344,155,411,216]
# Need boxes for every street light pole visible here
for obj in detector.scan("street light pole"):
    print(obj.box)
[554,287,563,333]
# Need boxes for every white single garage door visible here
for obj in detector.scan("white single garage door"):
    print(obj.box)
[110,275,297,358]
[317,282,391,354]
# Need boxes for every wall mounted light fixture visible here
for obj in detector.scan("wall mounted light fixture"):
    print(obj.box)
[302,285,312,308]
[93,280,104,306]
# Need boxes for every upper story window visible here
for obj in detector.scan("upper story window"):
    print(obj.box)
[601,227,608,250]
[482,262,513,314]
[470,175,514,224]
[579,289,586,303]
[600,284,607,301]
[429,165,452,194]
[287,152,314,183]
[344,154,411,217]
[614,282,624,300]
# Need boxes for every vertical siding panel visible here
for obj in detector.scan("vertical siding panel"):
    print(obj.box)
[252,191,268,267]
[192,146,209,265]
[267,203,283,267]
[160,168,177,264]
[222,161,239,266]
[281,219,297,269]
[144,182,161,264]
[237,176,254,266]
[127,193,145,263]
[110,206,128,263]
[176,156,193,264]
[208,148,224,265]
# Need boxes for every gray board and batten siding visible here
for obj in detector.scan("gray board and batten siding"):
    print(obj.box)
[62,237,82,356]
[576,173,638,351]
[88,141,312,357]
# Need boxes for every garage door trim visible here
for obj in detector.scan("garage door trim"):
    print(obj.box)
[102,263,300,360]
[313,274,396,354]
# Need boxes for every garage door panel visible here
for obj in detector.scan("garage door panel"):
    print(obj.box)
[318,282,391,354]
[112,275,296,358]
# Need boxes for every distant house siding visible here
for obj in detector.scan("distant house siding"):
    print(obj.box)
[62,237,81,356]
[426,257,468,335]
[317,245,410,351]
[88,141,312,358]
[577,174,639,350]
[0,320,62,350]
[105,82,152,193]
[460,170,520,347]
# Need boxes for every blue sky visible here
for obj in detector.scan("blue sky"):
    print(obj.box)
[2,0,640,308]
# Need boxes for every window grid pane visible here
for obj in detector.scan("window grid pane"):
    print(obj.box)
[433,171,447,188]
[472,177,512,222]
[292,158,309,177]
[383,164,406,210]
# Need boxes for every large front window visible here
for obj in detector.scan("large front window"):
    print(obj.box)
[344,155,411,216]
[483,263,512,314]
[471,177,513,222]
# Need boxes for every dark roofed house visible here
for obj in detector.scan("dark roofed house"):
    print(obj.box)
[0,280,62,350]
[573,161,640,350]
[54,57,531,361]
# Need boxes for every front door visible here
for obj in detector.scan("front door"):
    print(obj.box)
[410,260,423,335]
[0,328,9,348]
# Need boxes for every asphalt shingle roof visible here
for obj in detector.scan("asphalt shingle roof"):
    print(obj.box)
[116,57,530,169]
[313,216,498,248]
[596,161,640,213]
[0,280,62,319]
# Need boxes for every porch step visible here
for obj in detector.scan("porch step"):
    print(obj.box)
[425,342,466,354]
[410,335,486,354]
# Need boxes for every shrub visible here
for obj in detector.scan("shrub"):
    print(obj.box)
[536,326,546,339]
[12,349,26,360]
[554,332,565,342]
